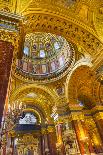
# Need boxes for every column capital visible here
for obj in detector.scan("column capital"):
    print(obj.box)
[47,126,55,133]
[70,112,84,121]
[8,130,16,138]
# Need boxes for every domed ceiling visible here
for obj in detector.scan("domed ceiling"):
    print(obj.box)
[16,32,75,81]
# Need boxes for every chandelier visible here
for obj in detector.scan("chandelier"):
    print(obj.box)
[3,101,26,133]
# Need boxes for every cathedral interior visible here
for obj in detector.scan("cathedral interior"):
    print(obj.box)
[0,0,103,155]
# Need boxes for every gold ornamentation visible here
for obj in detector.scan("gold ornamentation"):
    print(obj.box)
[0,29,19,58]
[84,116,102,146]
[47,126,55,133]
[94,112,103,120]
[70,112,84,121]
[41,128,47,134]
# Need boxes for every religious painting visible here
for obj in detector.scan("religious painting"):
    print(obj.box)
[17,60,23,69]
[51,61,56,72]
[55,59,59,69]
[56,87,64,95]
[41,64,47,74]
[32,43,38,51]
[45,42,51,51]
[33,65,36,74]
[39,42,44,49]
[22,61,28,72]
[31,51,37,58]
[28,62,33,73]
[35,64,41,74]
[16,59,19,66]
[58,55,65,67]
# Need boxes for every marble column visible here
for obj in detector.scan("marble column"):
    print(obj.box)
[11,137,15,155]
[70,106,95,155]
[47,125,57,155]
[56,122,65,155]
[91,106,103,153]
[72,120,86,155]
[80,120,95,154]
[41,128,50,155]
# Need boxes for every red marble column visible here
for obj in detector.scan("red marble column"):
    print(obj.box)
[2,145,6,155]
[95,119,103,144]
[48,132,57,155]
[56,123,65,155]
[40,135,43,155]
[11,137,14,155]
[81,120,95,154]
[72,120,85,155]
[47,126,57,155]
[44,134,49,154]
[42,135,45,155]
[0,40,14,127]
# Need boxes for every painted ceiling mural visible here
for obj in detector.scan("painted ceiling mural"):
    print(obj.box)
[16,32,75,81]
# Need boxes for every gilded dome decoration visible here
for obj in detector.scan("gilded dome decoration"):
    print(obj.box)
[16,32,75,81]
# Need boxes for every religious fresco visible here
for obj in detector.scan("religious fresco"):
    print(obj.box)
[16,32,75,80]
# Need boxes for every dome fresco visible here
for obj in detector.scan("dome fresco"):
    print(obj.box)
[16,32,75,81]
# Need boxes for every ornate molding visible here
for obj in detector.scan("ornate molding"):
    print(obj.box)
[94,112,103,120]
[24,13,103,57]
[70,112,84,121]
[0,29,19,58]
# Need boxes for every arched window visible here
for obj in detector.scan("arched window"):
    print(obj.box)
[54,42,60,50]
[39,50,45,58]
[19,113,37,124]
[23,46,29,55]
